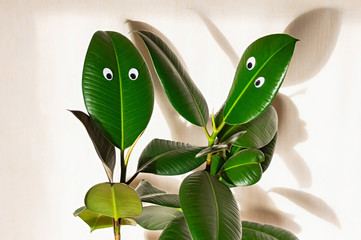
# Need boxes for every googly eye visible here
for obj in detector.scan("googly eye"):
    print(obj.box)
[128,68,139,80]
[103,68,113,81]
[254,77,265,88]
[246,57,256,70]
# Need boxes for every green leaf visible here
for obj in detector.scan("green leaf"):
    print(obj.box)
[69,110,115,182]
[134,205,182,230]
[220,149,264,186]
[135,179,180,208]
[137,139,206,175]
[135,30,209,127]
[217,105,278,149]
[82,31,154,150]
[210,154,225,176]
[242,221,298,240]
[260,133,277,172]
[223,34,297,124]
[73,207,136,232]
[85,183,142,219]
[179,171,241,240]
[159,215,192,240]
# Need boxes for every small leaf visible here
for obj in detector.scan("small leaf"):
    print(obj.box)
[179,171,241,240]
[69,110,115,182]
[135,179,180,208]
[159,215,192,240]
[223,34,297,124]
[135,30,209,127]
[217,105,278,149]
[260,133,277,172]
[220,149,264,186]
[82,31,154,150]
[85,183,142,219]
[210,154,225,176]
[74,206,113,232]
[134,205,182,230]
[137,139,206,175]
[242,221,298,240]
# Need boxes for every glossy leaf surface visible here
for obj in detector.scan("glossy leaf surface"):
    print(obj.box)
[260,133,277,172]
[134,205,182,230]
[82,31,154,150]
[242,221,298,240]
[85,183,142,219]
[136,30,209,126]
[217,105,278,149]
[179,171,241,240]
[210,154,225,176]
[223,34,297,124]
[135,179,180,208]
[137,139,206,175]
[69,110,115,182]
[220,149,264,186]
[159,215,192,240]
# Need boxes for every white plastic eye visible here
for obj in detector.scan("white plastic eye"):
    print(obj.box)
[128,68,139,80]
[246,57,256,70]
[103,68,113,81]
[254,77,265,88]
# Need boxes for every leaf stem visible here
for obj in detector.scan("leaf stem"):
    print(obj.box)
[205,119,226,171]
[203,126,211,141]
[126,172,139,185]
[113,218,121,240]
[124,131,144,166]
[120,150,126,183]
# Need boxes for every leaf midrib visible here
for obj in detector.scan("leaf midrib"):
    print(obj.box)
[224,42,292,122]
[206,173,220,240]
[242,226,279,240]
[223,162,259,171]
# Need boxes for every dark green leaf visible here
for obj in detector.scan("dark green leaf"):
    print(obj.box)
[260,133,277,172]
[179,171,241,240]
[137,139,206,175]
[135,179,180,208]
[210,154,225,176]
[242,221,298,240]
[82,31,154,150]
[85,183,142,219]
[69,110,115,182]
[223,34,297,124]
[134,205,182,230]
[220,149,264,186]
[135,30,209,127]
[159,215,192,240]
[217,105,278,149]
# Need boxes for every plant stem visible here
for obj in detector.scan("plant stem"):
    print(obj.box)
[120,150,126,183]
[113,218,121,240]
[205,119,227,172]
[126,172,139,185]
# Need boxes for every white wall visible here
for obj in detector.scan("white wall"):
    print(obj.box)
[0,0,360,239]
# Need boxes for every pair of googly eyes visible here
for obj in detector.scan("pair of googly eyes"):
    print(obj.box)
[246,56,265,88]
[103,68,139,81]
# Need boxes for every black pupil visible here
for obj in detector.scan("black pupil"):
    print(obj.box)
[247,62,253,69]
[106,73,112,79]
[130,73,136,79]
[255,80,260,86]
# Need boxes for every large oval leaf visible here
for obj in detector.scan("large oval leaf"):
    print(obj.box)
[134,205,182,230]
[159,215,192,240]
[82,31,154,150]
[137,139,206,175]
[179,171,241,240]
[135,30,209,126]
[85,183,142,219]
[135,179,180,208]
[220,149,264,186]
[223,34,297,124]
[217,106,278,148]
[242,221,298,240]
[69,110,115,182]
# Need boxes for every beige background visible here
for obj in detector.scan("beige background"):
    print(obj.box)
[1,0,360,239]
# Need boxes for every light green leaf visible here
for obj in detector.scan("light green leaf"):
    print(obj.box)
[242,221,298,240]
[220,149,264,186]
[137,139,206,175]
[69,110,115,182]
[217,105,278,149]
[82,31,154,150]
[179,171,241,240]
[134,205,182,230]
[135,179,180,208]
[85,183,142,219]
[223,34,297,124]
[159,215,192,240]
[135,30,209,127]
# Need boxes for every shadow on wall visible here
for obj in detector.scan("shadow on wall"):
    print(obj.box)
[126,7,342,238]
